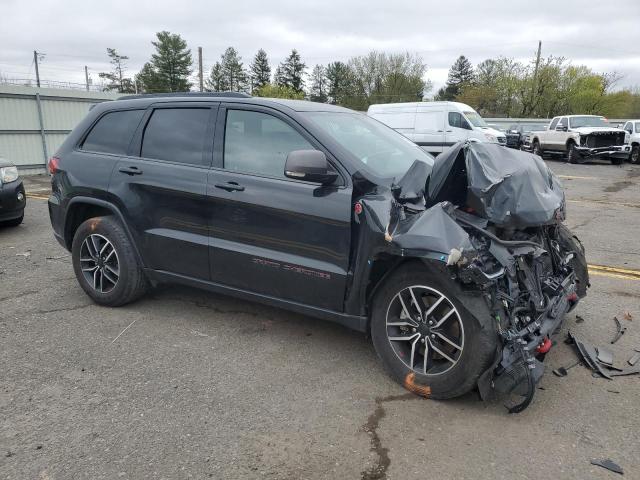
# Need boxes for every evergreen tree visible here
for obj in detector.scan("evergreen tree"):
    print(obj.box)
[99,48,135,93]
[309,65,328,103]
[437,55,474,100]
[135,62,163,93]
[249,49,271,92]
[325,61,352,105]
[277,49,306,93]
[148,31,193,92]
[219,47,247,92]
[204,62,226,92]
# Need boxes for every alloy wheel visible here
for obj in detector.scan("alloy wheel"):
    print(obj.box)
[386,285,464,376]
[79,234,120,293]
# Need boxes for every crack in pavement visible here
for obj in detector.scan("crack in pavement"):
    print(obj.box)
[361,393,417,480]
[32,304,93,315]
[0,290,39,303]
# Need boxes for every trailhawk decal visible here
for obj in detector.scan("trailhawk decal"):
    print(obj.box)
[252,257,331,280]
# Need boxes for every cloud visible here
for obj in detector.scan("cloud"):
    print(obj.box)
[1,0,639,91]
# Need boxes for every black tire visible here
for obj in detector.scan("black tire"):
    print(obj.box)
[1,214,23,227]
[71,216,147,307]
[532,140,542,157]
[370,261,498,400]
[567,142,579,164]
[631,145,639,164]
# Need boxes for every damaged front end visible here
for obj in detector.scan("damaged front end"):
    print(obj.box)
[357,142,589,411]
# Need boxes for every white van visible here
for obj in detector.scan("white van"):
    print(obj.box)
[367,101,506,154]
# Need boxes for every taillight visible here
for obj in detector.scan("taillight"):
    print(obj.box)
[48,156,60,174]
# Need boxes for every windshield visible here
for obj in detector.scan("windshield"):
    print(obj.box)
[304,112,434,178]
[463,110,488,128]
[570,116,609,128]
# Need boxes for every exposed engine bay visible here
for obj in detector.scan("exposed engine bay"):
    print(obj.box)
[356,141,589,411]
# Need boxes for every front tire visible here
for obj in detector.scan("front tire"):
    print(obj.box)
[567,143,579,164]
[532,140,542,157]
[370,262,498,399]
[630,145,639,164]
[72,216,148,307]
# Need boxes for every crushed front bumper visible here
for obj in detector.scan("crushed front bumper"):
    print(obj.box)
[575,144,631,160]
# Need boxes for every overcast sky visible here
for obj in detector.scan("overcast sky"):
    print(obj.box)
[1,0,639,93]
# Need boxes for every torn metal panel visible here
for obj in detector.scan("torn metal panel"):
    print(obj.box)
[349,141,588,411]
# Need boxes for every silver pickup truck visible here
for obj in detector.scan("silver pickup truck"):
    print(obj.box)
[524,115,630,164]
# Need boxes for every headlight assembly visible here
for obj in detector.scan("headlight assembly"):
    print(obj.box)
[0,166,19,185]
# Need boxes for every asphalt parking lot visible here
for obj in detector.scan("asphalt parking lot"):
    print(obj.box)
[1,159,639,480]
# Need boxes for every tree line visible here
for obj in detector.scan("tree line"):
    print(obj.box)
[436,54,640,118]
[99,31,640,117]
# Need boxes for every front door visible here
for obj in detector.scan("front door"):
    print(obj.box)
[207,105,352,312]
[109,103,217,280]
[445,110,473,146]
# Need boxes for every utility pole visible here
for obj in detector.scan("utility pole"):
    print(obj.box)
[33,50,41,88]
[198,47,204,92]
[525,40,542,116]
[84,66,90,91]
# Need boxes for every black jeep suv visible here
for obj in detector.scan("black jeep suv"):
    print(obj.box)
[48,93,588,410]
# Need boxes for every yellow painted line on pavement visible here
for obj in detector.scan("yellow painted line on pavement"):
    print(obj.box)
[27,193,49,200]
[558,175,597,180]
[568,199,640,209]
[588,263,640,278]
[588,270,640,281]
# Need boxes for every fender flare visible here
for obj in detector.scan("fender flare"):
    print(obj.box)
[65,196,146,268]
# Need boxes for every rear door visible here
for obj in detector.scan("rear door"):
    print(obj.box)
[206,104,352,311]
[109,102,217,280]
[413,105,446,153]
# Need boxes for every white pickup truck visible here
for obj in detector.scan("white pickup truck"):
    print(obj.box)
[622,120,640,164]
[525,115,630,165]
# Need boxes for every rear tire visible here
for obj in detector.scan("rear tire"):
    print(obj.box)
[71,216,148,307]
[631,145,639,164]
[370,262,498,400]
[1,214,23,227]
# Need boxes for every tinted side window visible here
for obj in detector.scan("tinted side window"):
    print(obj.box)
[448,112,471,130]
[549,118,559,130]
[224,110,313,178]
[141,108,210,165]
[82,110,144,154]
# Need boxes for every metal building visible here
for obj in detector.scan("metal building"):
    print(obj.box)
[0,85,121,174]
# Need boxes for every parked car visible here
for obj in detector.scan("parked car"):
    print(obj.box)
[0,158,26,227]
[622,120,640,164]
[505,123,547,149]
[367,101,506,155]
[48,93,587,410]
[526,115,630,164]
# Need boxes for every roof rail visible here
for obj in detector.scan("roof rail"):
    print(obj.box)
[118,92,252,100]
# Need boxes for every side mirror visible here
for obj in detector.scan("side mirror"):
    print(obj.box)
[556,125,568,132]
[284,150,338,185]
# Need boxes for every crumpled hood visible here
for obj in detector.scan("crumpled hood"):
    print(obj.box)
[426,142,565,228]
[571,127,622,135]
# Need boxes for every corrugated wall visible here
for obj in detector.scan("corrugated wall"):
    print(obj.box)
[0,85,122,173]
